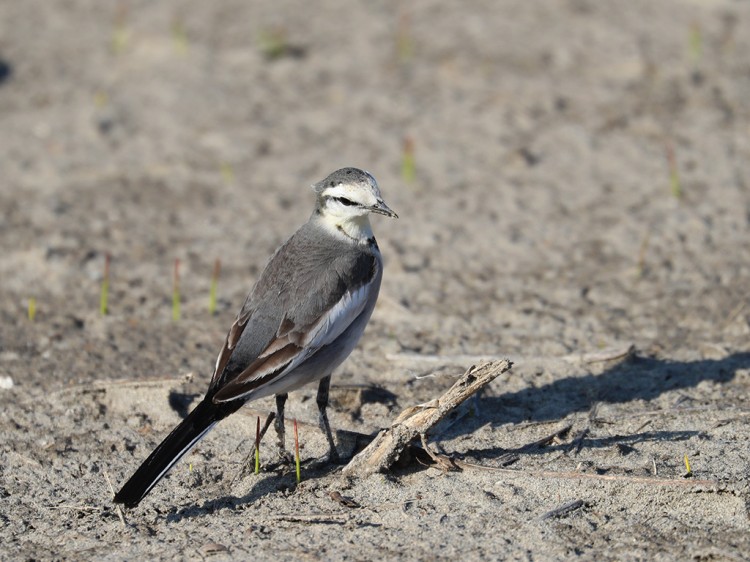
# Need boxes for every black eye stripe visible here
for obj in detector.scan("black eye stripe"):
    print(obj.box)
[333,196,358,207]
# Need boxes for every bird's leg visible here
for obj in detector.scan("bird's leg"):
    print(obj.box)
[274,393,293,463]
[316,375,340,463]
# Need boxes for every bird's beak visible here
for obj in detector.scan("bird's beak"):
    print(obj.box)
[370,199,398,218]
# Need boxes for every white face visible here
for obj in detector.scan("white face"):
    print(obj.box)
[320,181,382,218]
[312,168,397,242]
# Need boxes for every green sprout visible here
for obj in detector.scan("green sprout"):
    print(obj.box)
[94,91,108,109]
[220,162,235,185]
[401,136,416,184]
[258,28,289,60]
[28,298,36,322]
[112,2,130,55]
[396,12,414,62]
[172,17,189,55]
[689,22,702,67]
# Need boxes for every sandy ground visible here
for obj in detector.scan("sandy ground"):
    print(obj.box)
[1,0,750,559]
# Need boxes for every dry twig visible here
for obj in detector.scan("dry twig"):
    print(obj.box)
[267,513,348,525]
[419,433,460,471]
[103,470,126,526]
[541,499,584,520]
[343,360,512,477]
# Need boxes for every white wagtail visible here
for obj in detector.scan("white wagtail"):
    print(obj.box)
[114,168,397,508]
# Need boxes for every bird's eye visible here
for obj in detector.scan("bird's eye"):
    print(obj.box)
[334,197,358,207]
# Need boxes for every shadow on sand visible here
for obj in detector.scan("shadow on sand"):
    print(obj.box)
[160,352,749,519]
[164,460,339,523]
[445,351,750,462]
[485,352,750,425]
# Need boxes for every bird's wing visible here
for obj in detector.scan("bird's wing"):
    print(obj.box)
[209,301,254,390]
[211,279,374,402]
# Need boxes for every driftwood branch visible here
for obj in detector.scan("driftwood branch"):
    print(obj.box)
[342,359,513,477]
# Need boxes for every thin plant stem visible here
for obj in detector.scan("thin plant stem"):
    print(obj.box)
[402,136,416,184]
[255,416,260,474]
[294,419,301,483]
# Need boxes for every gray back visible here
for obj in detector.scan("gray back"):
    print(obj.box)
[216,220,377,386]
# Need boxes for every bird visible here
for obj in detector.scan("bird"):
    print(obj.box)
[114,167,397,508]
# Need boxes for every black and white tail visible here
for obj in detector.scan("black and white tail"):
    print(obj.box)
[114,399,230,508]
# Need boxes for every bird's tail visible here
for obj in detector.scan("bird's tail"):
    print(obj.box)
[114,398,227,508]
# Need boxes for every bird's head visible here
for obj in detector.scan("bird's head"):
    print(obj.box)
[313,168,398,221]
